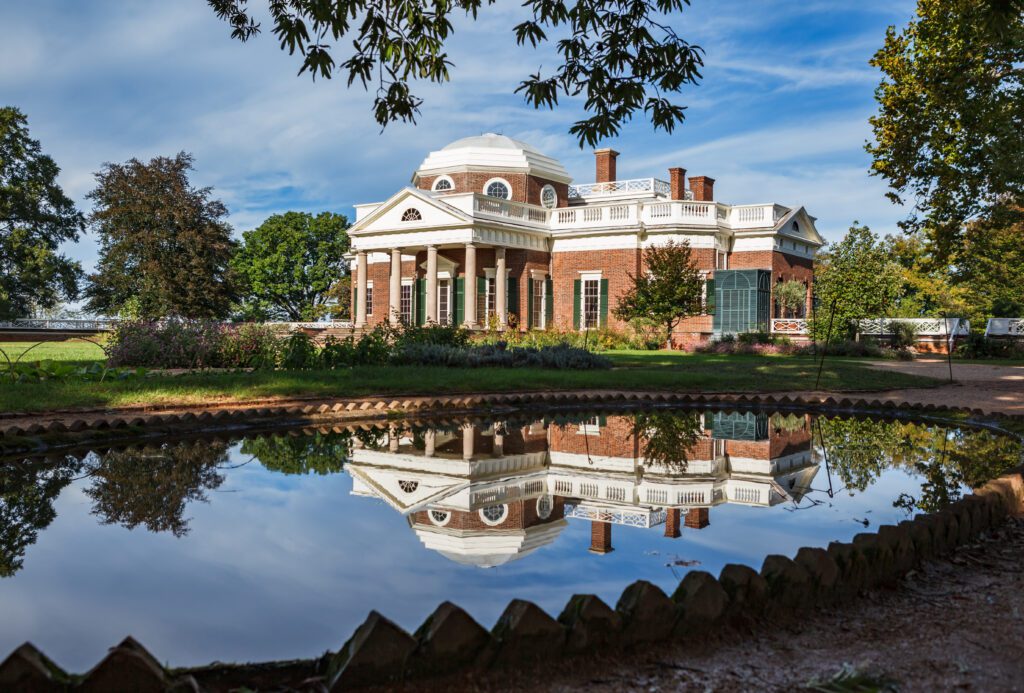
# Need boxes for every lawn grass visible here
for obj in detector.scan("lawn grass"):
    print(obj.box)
[0,340,106,366]
[0,350,938,413]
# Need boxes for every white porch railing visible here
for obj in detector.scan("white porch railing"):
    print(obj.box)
[770,318,808,334]
[727,204,788,229]
[985,318,1024,337]
[563,502,666,529]
[640,200,718,225]
[471,195,549,228]
[551,202,640,229]
[568,177,673,199]
[857,318,970,337]
[0,318,120,331]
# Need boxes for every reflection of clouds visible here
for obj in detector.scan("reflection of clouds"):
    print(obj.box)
[0,437,954,671]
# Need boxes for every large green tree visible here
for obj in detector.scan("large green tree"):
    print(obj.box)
[952,206,1024,319]
[809,224,903,341]
[207,0,704,147]
[613,239,703,349]
[232,211,350,321]
[241,432,350,475]
[85,152,237,319]
[0,107,83,320]
[867,0,1024,260]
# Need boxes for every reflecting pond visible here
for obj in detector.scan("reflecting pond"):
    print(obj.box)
[1,408,1020,670]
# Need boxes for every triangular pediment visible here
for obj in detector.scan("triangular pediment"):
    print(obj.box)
[348,465,469,514]
[774,206,824,247]
[349,187,473,236]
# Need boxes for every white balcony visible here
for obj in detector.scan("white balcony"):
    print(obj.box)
[550,202,640,230]
[469,194,550,229]
[568,177,673,200]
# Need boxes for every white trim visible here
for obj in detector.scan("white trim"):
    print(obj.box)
[483,177,512,200]
[479,504,509,526]
[529,269,548,280]
[578,271,603,280]
[483,267,497,278]
[536,495,553,520]
[432,175,455,192]
[429,509,452,527]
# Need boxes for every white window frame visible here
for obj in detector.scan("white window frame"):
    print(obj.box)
[579,271,602,330]
[540,184,557,209]
[479,504,508,526]
[429,509,451,527]
[483,177,512,200]
[577,415,601,436]
[481,268,498,322]
[530,269,547,330]
[716,250,728,270]
[432,175,455,192]
[400,279,414,324]
[365,281,374,317]
[437,276,452,325]
[700,270,710,315]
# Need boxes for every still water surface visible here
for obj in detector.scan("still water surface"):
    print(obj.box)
[1,407,1019,669]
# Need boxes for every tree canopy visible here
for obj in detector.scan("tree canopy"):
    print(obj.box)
[809,224,903,341]
[207,0,704,147]
[952,206,1024,320]
[867,0,1024,260]
[0,107,83,320]
[241,432,350,475]
[232,211,350,321]
[613,239,703,348]
[85,152,237,319]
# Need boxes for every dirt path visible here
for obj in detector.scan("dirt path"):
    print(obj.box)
[860,359,1024,417]
[418,518,1024,692]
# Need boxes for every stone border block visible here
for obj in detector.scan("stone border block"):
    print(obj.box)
[490,600,565,667]
[0,642,65,691]
[615,580,678,644]
[78,637,166,693]
[409,601,491,676]
[671,570,728,633]
[717,563,768,620]
[558,594,622,653]
[760,555,811,608]
[328,611,415,690]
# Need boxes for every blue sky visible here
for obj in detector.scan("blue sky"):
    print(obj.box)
[1,0,915,276]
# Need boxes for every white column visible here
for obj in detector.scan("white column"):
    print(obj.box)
[424,429,436,458]
[355,251,368,327]
[388,248,402,325]
[389,426,399,453]
[464,243,477,328]
[495,247,507,329]
[493,427,504,457]
[426,246,438,324]
[463,424,475,460]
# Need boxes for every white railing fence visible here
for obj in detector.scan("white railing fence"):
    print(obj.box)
[985,318,1024,338]
[857,318,970,339]
[770,318,809,334]
[568,177,675,199]
[472,195,549,226]
[0,319,120,331]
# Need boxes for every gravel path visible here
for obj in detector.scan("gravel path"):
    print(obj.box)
[860,359,1024,416]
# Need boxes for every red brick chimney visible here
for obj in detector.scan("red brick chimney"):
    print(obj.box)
[589,521,613,554]
[688,176,715,202]
[685,507,710,529]
[668,168,687,200]
[664,508,681,538]
[595,148,619,183]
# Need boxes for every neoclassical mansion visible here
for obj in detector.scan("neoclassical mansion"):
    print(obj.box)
[348,134,823,345]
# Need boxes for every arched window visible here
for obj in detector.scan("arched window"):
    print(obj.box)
[484,178,511,200]
[398,480,419,494]
[540,184,557,209]
[401,208,422,222]
[429,510,451,526]
[479,504,508,526]
[432,176,454,192]
[536,495,553,520]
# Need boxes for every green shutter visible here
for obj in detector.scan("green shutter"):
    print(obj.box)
[706,276,715,315]
[477,276,486,325]
[544,277,553,328]
[507,277,518,325]
[599,278,609,328]
[454,277,464,325]
[526,278,534,329]
[573,279,581,330]
[415,279,426,326]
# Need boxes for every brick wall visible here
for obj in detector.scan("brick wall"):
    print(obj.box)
[549,417,641,458]
[410,496,565,531]
[551,248,640,330]
[417,172,569,207]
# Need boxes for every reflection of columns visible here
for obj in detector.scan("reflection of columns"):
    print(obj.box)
[462,424,476,460]
[589,521,613,554]
[495,248,507,329]
[426,246,438,324]
[493,428,504,457]
[355,251,368,327]
[464,243,477,328]
[685,507,710,529]
[424,430,436,457]
[389,426,399,453]
[664,508,681,538]
[388,248,402,325]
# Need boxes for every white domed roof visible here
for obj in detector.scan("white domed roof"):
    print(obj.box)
[415,133,571,184]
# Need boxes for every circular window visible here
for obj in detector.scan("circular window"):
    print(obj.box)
[401,208,422,221]
[479,504,508,526]
[540,185,557,209]
[398,480,419,494]
[429,510,451,526]
[536,495,553,520]
[484,178,511,200]
[432,176,454,192]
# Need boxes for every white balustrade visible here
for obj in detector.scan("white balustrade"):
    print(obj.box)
[770,318,809,334]
[857,318,970,337]
[472,195,549,227]
[568,177,673,199]
[0,318,120,331]
[985,318,1024,338]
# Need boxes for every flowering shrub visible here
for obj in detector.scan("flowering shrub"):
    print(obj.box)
[105,320,223,368]
[218,323,282,368]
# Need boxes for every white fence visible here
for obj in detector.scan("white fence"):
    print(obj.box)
[0,319,120,331]
[568,177,674,199]
[857,318,969,338]
[985,318,1024,338]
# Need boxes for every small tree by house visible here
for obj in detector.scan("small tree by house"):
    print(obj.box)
[774,280,806,318]
[809,224,903,342]
[614,240,703,349]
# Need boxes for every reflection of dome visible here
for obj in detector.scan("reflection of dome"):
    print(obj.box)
[413,520,569,568]
[414,133,572,183]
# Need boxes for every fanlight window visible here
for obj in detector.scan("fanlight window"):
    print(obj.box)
[485,181,510,199]
[429,510,451,526]
[479,504,508,525]
[401,208,423,221]
[398,480,419,494]
[432,177,453,191]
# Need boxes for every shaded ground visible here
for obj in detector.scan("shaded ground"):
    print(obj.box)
[412,518,1024,692]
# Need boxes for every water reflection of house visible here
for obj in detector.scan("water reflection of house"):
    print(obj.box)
[348,413,818,567]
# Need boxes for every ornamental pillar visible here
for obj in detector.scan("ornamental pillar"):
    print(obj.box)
[495,247,507,329]
[463,243,477,328]
[355,251,368,327]
[426,246,438,324]
[388,248,402,325]
[462,423,475,460]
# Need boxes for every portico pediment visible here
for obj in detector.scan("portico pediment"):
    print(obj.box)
[349,187,473,238]
[774,207,824,247]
